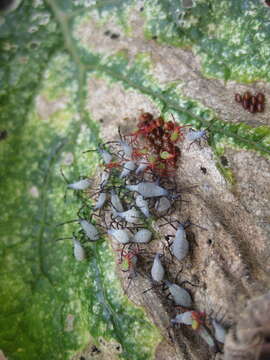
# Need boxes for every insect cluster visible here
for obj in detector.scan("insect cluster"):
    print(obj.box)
[127,112,184,176]
[235,91,265,113]
[59,112,226,355]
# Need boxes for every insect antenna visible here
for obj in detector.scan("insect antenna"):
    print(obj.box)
[162,237,174,263]
[159,217,178,230]
[179,279,200,288]
[56,219,79,226]
[124,277,133,294]
[82,148,97,154]
[55,236,73,241]
[60,168,69,201]
[141,282,163,295]
[184,220,208,231]
[118,125,123,141]
[60,168,69,184]
[173,265,184,282]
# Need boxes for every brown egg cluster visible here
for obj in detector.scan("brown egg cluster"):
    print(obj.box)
[235,91,265,113]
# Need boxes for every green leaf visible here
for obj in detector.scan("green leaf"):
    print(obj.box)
[0,3,160,360]
[144,0,270,83]
[1,1,270,360]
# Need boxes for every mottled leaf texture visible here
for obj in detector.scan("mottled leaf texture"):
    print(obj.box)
[0,1,270,360]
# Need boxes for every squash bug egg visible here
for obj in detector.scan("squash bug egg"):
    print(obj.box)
[256,92,265,104]
[243,91,252,101]
[251,96,257,105]
[234,93,242,103]
[242,99,249,110]
[249,104,256,113]
[257,103,264,112]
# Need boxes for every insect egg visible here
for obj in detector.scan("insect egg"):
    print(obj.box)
[242,99,249,110]
[243,91,252,101]
[249,104,256,113]
[235,91,265,113]
[251,96,257,105]
[234,93,242,103]
[256,92,265,104]
[257,103,264,112]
